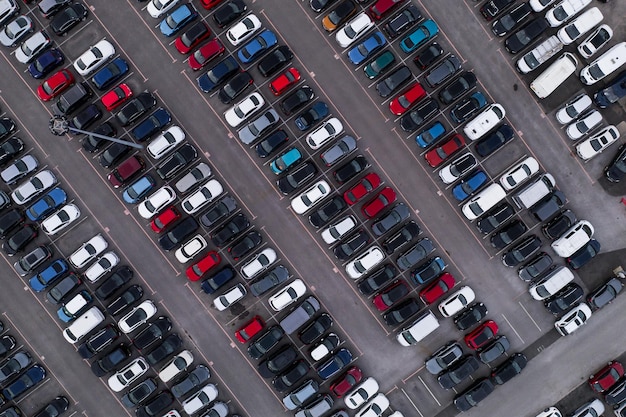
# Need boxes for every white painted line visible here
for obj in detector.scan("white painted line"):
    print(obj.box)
[518,300,542,332]
[401,387,425,417]
[418,375,441,406]
[501,313,524,343]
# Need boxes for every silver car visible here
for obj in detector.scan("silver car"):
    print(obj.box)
[0,15,33,47]
[320,136,357,167]
[238,109,280,145]
[0,155,38,185]
[174,163,212,194]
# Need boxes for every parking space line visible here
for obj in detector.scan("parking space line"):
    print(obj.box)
[0,89,52,158]
[500,312,524,343]
[519,300,543,332]
[401,387,425,417]
[418,375,442,406]
[15,377,51,403]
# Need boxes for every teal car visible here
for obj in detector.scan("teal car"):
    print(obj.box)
[364,51,396,79]
[400,19,438,53]
[270,147,302,175]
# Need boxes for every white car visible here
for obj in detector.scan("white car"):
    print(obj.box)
[438,153,477,184]
[291,180,331,215]
[214,283,247,311]
[499,157,540,190]
[438,286,475,318]
[175,235,208,263]
[535,406,562,417]
[158,350,194,382]
[84,256,116,288]
[15,30,50,64]
[137,186,176,219]
[224,92,265,128]
[310,333,340,362]
[577,24,613,58]
[529,0,558,12]
[345,246,384,279]
[565,110,602,140]
[11,170,57,205]
[226,13,261,46]
[554,303,592,335]
[551,220,594,257]
[73,39,115,76]
[69,234,108,269]
[241,248,277,280]
[41,204,81,235]
[268,279,306,311]
[356,393,389,417]
[174,163,212,194]
[555,94,592,124]
[0,0,19,27]
[345,377,379,410]
[118,300,157,333]
[108,357,149,392]
[182,384,218,415]
[462,104,506,140]
[321,215,357,245]
[1,154,38,185]
[556,7,603,45]
[306,118,344,150]
[181,179,223,214]
[147,126,186,159]
[568,399,604,417]
[335,12,374,48]
[545,0,592,27]
[147,0,179,18]
[576,125,619,160]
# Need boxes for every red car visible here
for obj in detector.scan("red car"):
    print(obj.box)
[389,82,426,115]
[419,272,455,304]
[362,187,396,218]
[424,134,466,167]
[464,320,498,350]
[330,366,363,397]
[189,39,225,71]
[269,67,301,96]
[150,206,181,233]
[200,0,224,9]
[37,69,74,101]
[370,0,406,19]
[344,173,381,205]
[235,315,264,343]
[589,361,625,393]
[186,251,221,281]
[101,83,133,112]
[373,280,409,311]
[174,22,211,54]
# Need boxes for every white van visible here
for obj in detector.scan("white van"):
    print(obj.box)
[530,52,578,98]
[462,104,506,140]
[529,266,575,300]
[557,7,603,45]
[396,310,440,346]
[462,184,507,220]
[62,306,105,343]
[580,42,626,85]
[513,173,556,209]
[516,36,564,74]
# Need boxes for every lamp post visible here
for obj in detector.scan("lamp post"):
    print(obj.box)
[49,115,143,149]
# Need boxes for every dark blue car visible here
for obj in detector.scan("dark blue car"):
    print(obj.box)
[29,259,69,292]
[28,48,64,79]
[316,348,352,380]
[25,187,67,222]
[91,58,129,90]
[411,256,446,285]
[2,365,46,401]
[130,108,172,142]
[197,56,240,93]
[159,4,197,37]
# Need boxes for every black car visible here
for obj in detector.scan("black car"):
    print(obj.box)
[396,238,434,271]
[211,213,249,247]
[333,155,369,184]
[542,210,576,240]
[490,220,527,249]
[280,86,314,116]
[518,252,553,282]
[250,265,290,297]
[94,266,133,300]
[544,283,583,315]
[50,3,87,36]
[156,143,197,180]
[258,345,299,378]
[376,65,412,98]
[357,264,397,295]
[228,230,262,261]
[132,316,172,350]
[504,17,549,54]
[605,143,626,182]
[480,0,515,21]
[256,130,289,158]
[333,229,371,261]
[159,217,199,251]
[258,46,293,77]
[213,0,247,28]
[425,55,461,88]
[413,42,444,70]
[502,235,542,267]
[399,99,440,132]
[531,191,566,222]
[171,365,211,399]
[177,21,209,52]
[309,197,347,229]
[439,71,477,105]
[0,336,16,359]
[46,273,81,304]
[454,302,488,330]
[82,122,117,152]
[272,360,309,392]
[145,333,183,365]
[277,162,317,195]
[69,104,101,130]
[438,355,481,389]
[218,71,254,104]
[587,277,623,310]
[0,118,16,141]
[200,266,235,294]
[200,196,237,228]
[3,224,38,256]
[33,397,69,417]
[295,102,329,131]
[567,239,601,270]
[0,209,25,239]
[382,298,420,326]
[135,391,174,417]
[372,202,409,236]
[424,341,463,375]
[299,314,333,345]
[491,2,532,36]
[106,285,144,316]
[98,143,130,168]
[382,221,421,255]
[0,137,24,167]
[310,0,338,13]
[131,108,172,143]
[384,5,422,38]
[490,353,527,385]
[475,124,514,157]
[478,335,510,363]
[115,92,157,126]
[450,91,487,124]
[198,56,240,93]
[77,324,119,359]
[121,378,157,408]
[323,0,356,31]
[91,344,131,377]
[454,378,495,411]
[476,203,514,234]
[248,326,285,360]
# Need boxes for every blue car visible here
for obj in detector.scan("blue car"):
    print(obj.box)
[29,259,69,292]
[415,121,446,148]
[400,19,439,53]
[197,56,240,93]
[270,147,302,175]
[91,58,129,90]
[411,256,446,285]
[2,364,46,401]
[452,171,488,201]
[236,29,277,64]
[130,107,172,142]
[159,4,197,37]
[348,31,386,66]
[294,102,329,131]
[123,175,156,204]
[28,48,64,79]
[57,290,92,322]
[25,187,67,222]
[316,348,352,380]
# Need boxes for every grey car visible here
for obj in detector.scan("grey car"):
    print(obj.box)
[283,379,319,410]
[238,109,280,145]
[371,203,410,236]
[0,351,32,383]
[437,355,480,389]
[250,265,289,297]
[587,277,623,310]
[478,335,510,363]
[424,341,463,374]
[0,15,33,47]
[425,54,461,88]
[396,238,435,271]
[13,245,51,276]
[320,136,356,167]
[1,155,38,185]
[294,394,333,417]
[174,163,212,194]
[203,402,228,417]
[171,365,211,399]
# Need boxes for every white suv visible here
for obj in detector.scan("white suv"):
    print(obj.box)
[268,279,306,311]
[241,248,277,279]
[321,215,357,245]
[159,350,194,382]
[214,283,247,311]
[69,234,108,269]
[462,104,506,140]
[345,246,384,279]
[551,220,594,257]
[336,12,374,48]
[545,0,592,27]
[182,179,223,214]
[146,126,185,159]
[137,186,176,219]
[108,357,149,392]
